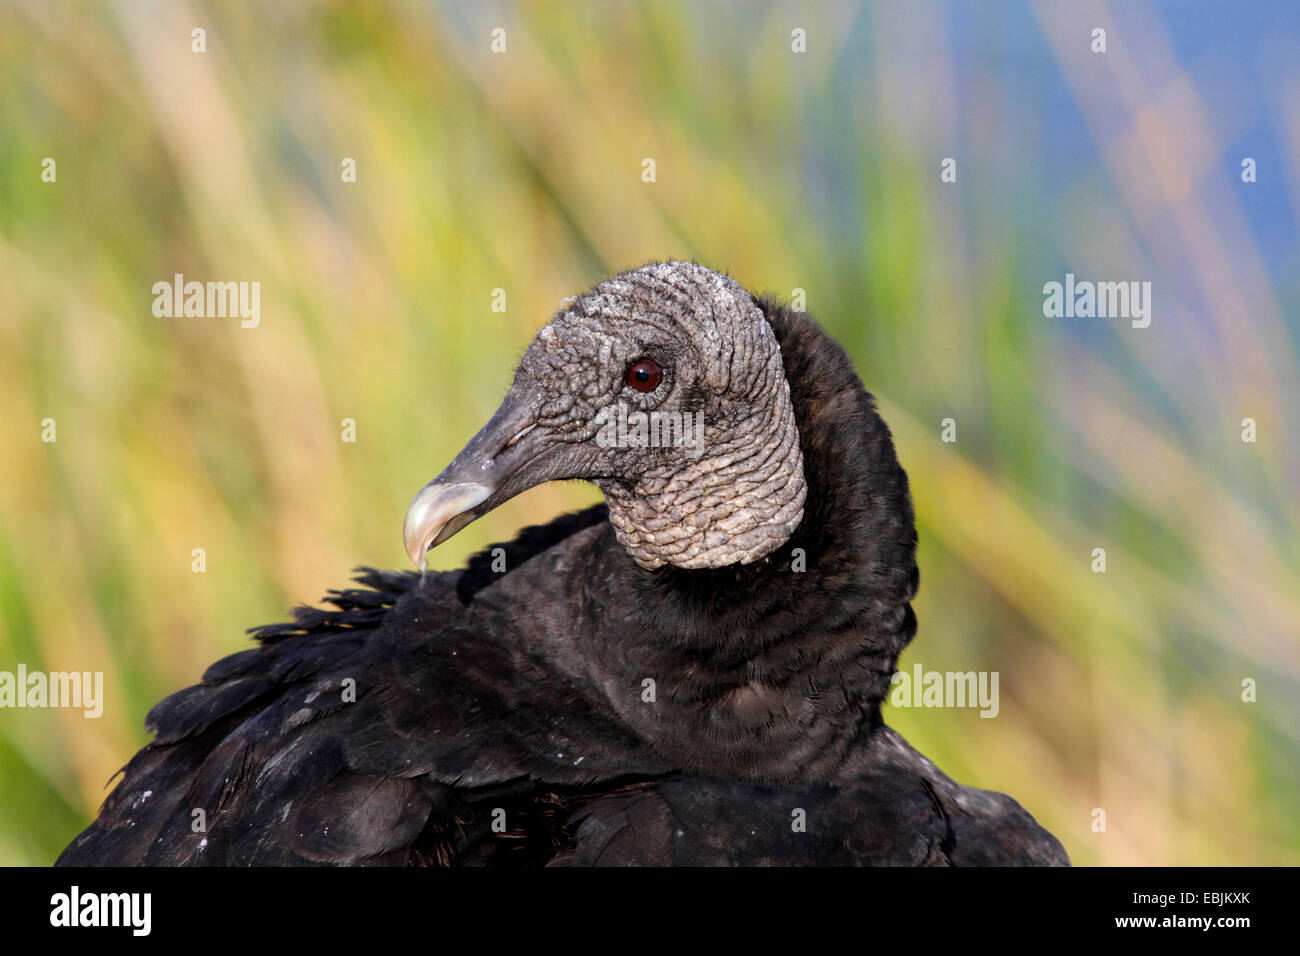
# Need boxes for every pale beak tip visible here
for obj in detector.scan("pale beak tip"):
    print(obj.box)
[404,536,430,572]
[402,481,494,569]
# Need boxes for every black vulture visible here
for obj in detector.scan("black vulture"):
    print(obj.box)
[57,261,1068,866]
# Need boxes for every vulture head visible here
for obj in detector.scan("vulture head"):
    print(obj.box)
[405,261,808,571]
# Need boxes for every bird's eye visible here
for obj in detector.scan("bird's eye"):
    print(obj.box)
[626,358,663,393]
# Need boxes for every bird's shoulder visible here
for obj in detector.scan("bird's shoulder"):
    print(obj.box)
[561,726,1069,867]
[58,506,671,866]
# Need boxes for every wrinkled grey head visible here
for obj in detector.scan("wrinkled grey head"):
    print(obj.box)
[404,261,806,570]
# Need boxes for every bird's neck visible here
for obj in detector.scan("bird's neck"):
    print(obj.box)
[576,301,920,781]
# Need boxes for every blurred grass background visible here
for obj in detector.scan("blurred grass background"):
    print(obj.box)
[1,0,1297,866]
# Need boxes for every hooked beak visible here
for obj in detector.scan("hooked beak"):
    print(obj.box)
[403,387,555,569]
[402,481,493,567]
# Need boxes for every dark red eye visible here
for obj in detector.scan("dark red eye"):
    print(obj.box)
[626,358,663,393]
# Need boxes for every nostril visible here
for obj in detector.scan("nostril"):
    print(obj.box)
[501,422,537,451]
